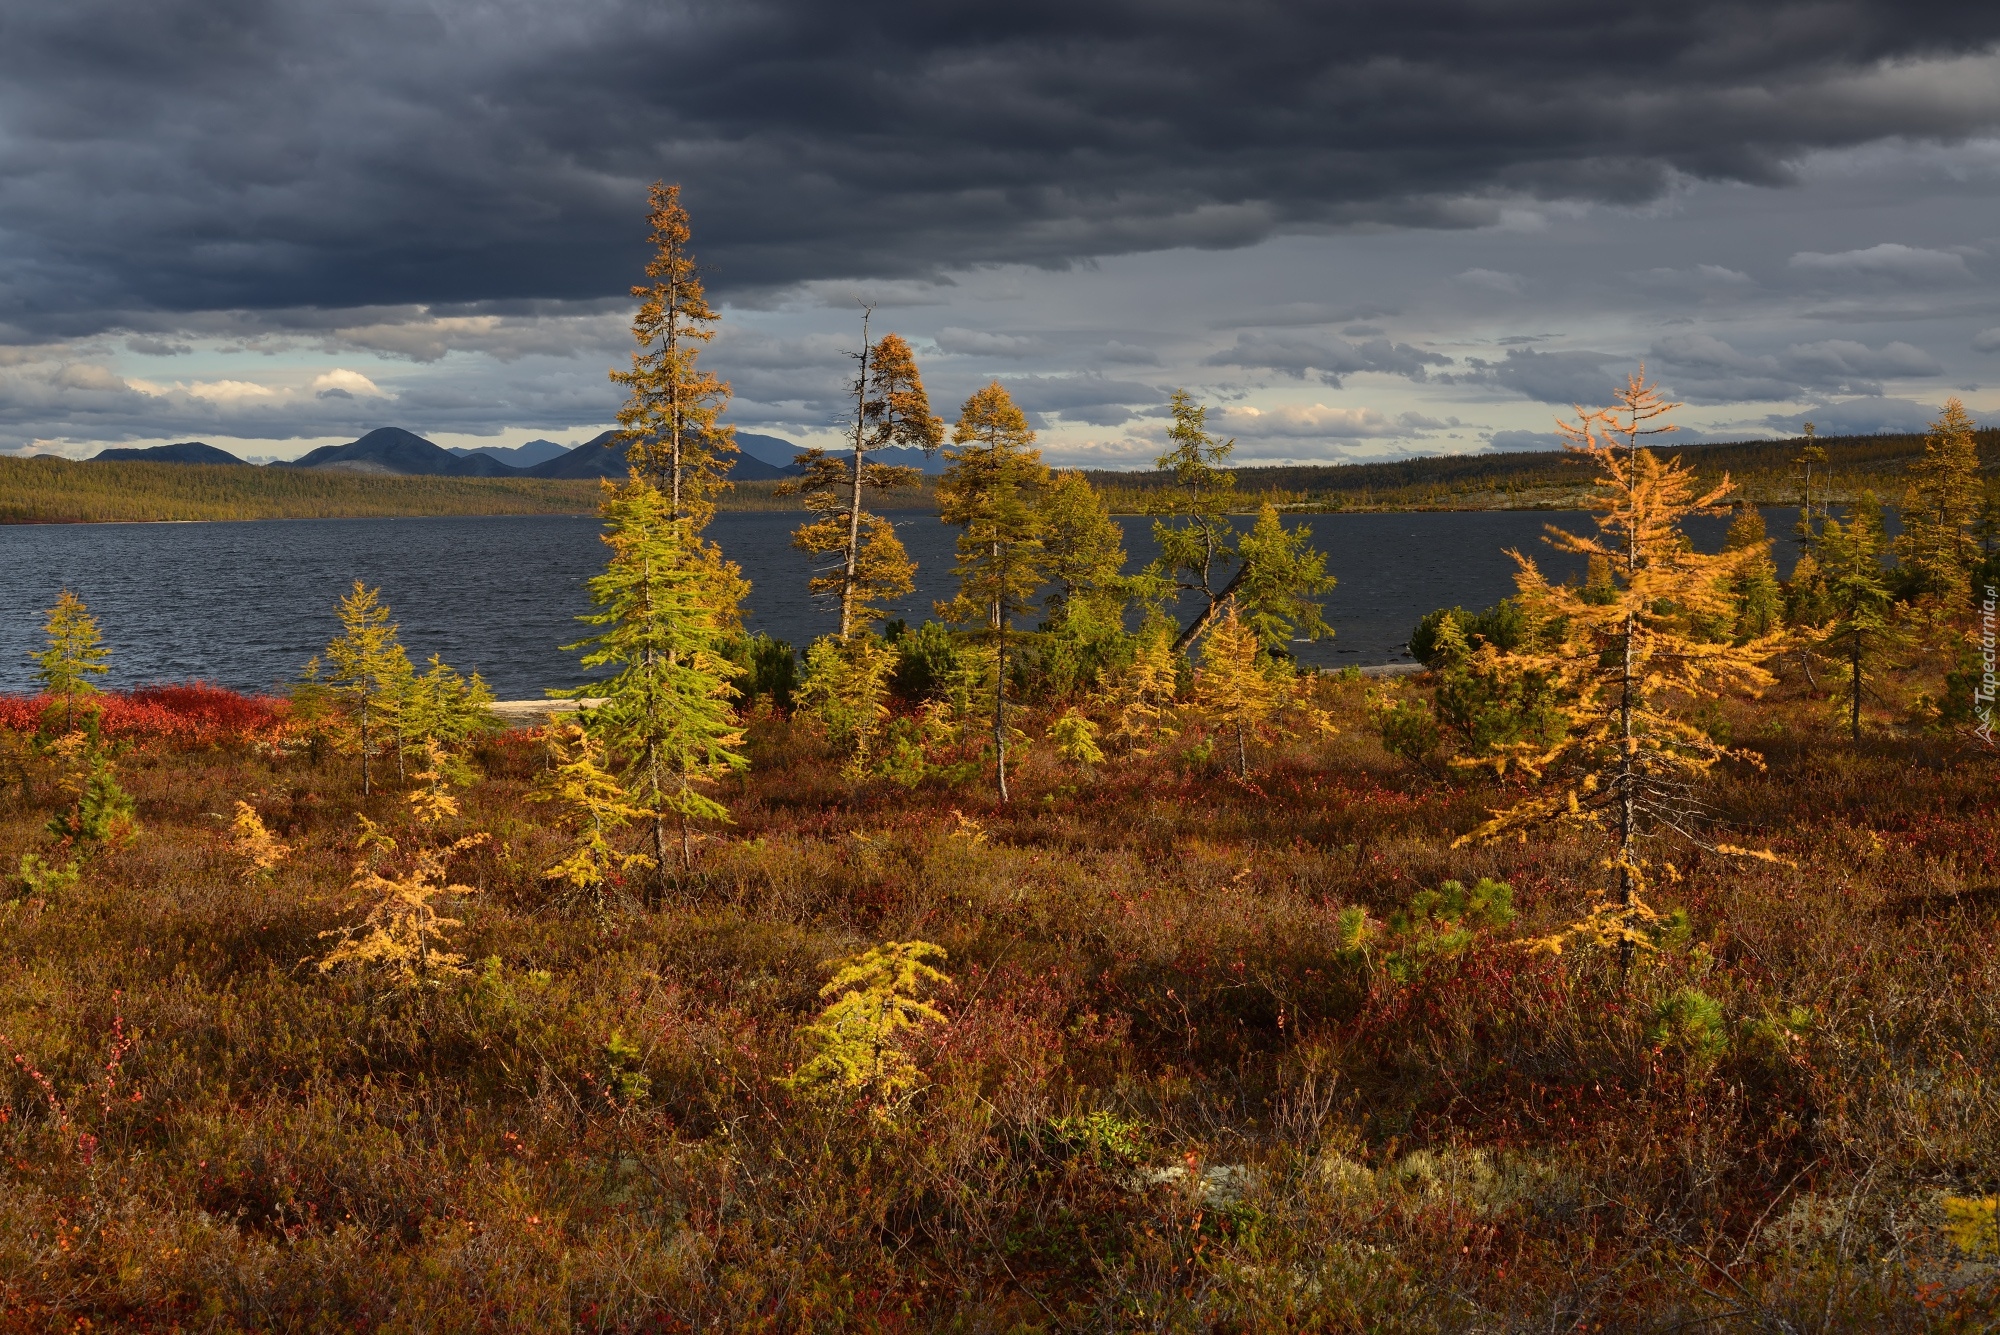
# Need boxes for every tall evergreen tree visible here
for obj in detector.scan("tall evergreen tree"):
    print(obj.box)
[1235,502,1335,657]
[1723,503,1783,641]
[1148,389,1241,652]
[610,182,737,527]
[1792,421,1828,556]
[1898,398,1984,603]
[1455,372,1783,950]
[785,319,943,637]
[36,590,110,733]
[936,383,1050,802]
[565,479,746,895]
[1038,469,1128,628]
[321,581,414,798]
[1815,494,1903,744]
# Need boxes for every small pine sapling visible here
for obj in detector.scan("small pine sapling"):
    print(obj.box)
[318,742,488,987]
[783,941,951,1103]
[1104,622,1180,753]
[397,654,498,780]
[320,581,414,798]
[1049,708,1105,777]
[44,724,137,852]
[1812,493,1907,743]
[1192,602,1277,777]
[794,632,897,774]
[533,722,656,903]
[36,590,110,735]
[228,801,292,881]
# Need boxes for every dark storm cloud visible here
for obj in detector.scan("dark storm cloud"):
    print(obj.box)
[4,0,2000,338]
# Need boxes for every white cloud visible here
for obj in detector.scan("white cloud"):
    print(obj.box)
[310,368,391,398]
[1453,268,1525,295]
[1787,243,1974,285]
[1216,403,1396,438]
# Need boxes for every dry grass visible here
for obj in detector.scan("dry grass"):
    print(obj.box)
[1,673,1995,1331]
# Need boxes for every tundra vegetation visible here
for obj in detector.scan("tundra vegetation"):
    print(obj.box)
[2,190,1996,1331]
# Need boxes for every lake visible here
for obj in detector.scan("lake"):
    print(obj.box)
[0,508,1804,697]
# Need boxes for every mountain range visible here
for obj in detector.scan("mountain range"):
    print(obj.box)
[82,427,878,481]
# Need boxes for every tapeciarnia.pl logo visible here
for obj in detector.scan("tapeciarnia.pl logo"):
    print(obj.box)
[1976,582,1997,748]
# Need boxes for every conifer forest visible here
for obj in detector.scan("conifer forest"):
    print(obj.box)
[3,186,1999,1331]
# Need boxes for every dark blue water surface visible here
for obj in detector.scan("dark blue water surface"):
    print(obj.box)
[0,509,1802,698]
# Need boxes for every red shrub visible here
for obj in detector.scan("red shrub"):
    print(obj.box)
[0,683,287,745]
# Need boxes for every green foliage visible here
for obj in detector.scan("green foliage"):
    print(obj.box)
[1382,878,1516,982]
[602,1030,652,1105]
[1146,389,1239,633]
[1896,398,1984,603]
[783,941,951,1101]
[1048,709,1104,772]
[1019,596,1134,702]
[35,591,110,730]
[43,723,137,851]
[1723,504,1784,641]
[1371,695,1441,766]
[1046,1110,1150,1167]
[0,454,605,524]
[1809,493,1906,742]
[888,620,966,705]
[719,632,797,710]
[1409,599,1535,668]
[1405,602,1566,760]
[397,654,498,779]
[320,581,413,796]
[1649,987,1729,1063]
[1038,469,1129,628]
[795,633,896,770]
[13,851,80,898]
[1235,502,1335,655]
[564,478,747,878]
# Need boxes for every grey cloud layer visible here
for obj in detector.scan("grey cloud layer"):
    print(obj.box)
[5,0,2000,338]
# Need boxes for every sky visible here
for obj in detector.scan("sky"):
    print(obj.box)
[4,0,2000,467]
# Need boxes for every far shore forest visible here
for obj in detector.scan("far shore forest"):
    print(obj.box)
[6,422,1992,528]
[2,183,1997,1329]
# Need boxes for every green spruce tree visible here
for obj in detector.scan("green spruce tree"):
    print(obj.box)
[936,383,1050,802]
[36,590,110,734]
[565,478,746,896]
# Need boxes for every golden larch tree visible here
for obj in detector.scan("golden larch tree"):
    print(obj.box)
[936,383,1050,802]
[1454,370,1783,948]
[785,317,943,638]
[611,182,737,527]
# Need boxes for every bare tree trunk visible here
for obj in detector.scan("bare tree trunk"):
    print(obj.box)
[1851,636,1862,745]
[1237,720,1248,777]
[994,601,1009,804]
[648,740,668,910]
[666,280,683,520]
[1172,559,1253,655]
[361,699,371,797]
[841,310,872,640]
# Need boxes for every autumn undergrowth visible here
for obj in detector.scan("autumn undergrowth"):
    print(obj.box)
[0,678,1995,1332]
